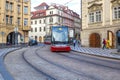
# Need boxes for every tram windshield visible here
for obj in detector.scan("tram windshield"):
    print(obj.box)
[51,26,69,44]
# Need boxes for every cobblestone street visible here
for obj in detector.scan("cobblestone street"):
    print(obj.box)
[3,46,120,80]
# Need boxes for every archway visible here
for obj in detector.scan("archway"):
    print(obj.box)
[107,30,114,48]
[35,36,37,41]
[39,36,42,42]
[7,32,22,45]
[89,33,101,48]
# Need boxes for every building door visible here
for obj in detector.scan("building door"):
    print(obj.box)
[107,31,114,48]
[35,36,37,41]
[89,33,101,48]
[39,36,42,42]
[116,30,120,48]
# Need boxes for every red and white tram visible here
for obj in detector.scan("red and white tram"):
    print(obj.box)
[50,26,71,52]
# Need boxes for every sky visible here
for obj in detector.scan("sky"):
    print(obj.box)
[31,0,81,16]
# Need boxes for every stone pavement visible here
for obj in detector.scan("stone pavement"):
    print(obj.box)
[71,46,120,59]
[0,45,120,80]
[0,48,19,80]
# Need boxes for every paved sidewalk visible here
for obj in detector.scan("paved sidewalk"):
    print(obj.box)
[71,46,120,59]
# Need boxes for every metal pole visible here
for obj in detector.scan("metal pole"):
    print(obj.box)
[1,32,5,48]
[2,33,3,47]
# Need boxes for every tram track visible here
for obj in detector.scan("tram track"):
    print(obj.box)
[35,48,101,80]
[22,50,56,80]
[4,46,120,80]
[23,47,86,80]
[35,46,120,80]
[4,47,56,80]
[56,51,120,70]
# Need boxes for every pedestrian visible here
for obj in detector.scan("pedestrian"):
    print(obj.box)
[106,39,110,49]
[73,39,76,49]
[77,39,81,47]
[102,38,106,49]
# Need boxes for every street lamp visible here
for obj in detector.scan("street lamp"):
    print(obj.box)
[0,31,5,47]
[14,27,18,45]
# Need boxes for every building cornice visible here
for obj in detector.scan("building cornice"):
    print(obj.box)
[88,0,102,5]
[88,3,103,12]
[82,24,120,31]
[111,0,120,7]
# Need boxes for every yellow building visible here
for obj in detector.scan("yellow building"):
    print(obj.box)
[81,0,120,48]
[0,0,31,45]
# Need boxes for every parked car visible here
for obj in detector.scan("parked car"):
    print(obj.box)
[28,39,38,46]
[44,38,51,44]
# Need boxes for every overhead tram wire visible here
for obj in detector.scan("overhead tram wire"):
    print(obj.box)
[31,0,74,6]
[64,0,74,5]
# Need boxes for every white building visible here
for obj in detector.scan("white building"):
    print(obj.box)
[29,2,80,42]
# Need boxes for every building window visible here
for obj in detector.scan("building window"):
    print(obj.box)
[44,19,46,23]
[6,15,9,24]
[10,16,13,24]
[10,3,13,11]
[50,11,53,15]
[6,2,9,10]
[35,21,37,24]
[39,20,41,23]
[113,7,120,19]
[39,27,41,32]
[17,18,20,25]
[31,21,33,25]
[17,5,21,13]
[24,18,28,26]
[58,11,60,14]
[24,6,28,14]
[89,11,101,23]
[49,17,53,23]
[58,17,60,22]
[96,11,101,22]
[35,28,37,32]
[31,28,33,32]
[44,27,46,31]
[89,12,94,23]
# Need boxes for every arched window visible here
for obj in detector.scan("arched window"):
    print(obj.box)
[39,36,42,42]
